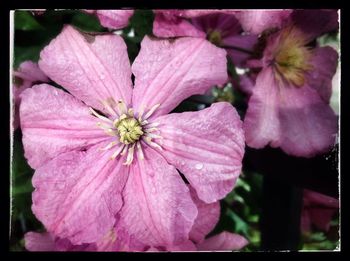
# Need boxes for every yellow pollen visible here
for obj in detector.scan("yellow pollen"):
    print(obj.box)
[274,26,313,87]
[115,117,144,145]
[207,30,222,46]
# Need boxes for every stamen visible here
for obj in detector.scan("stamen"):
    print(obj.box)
[128,108,134,117]
[141,120,149,126]
[143,104,161,120]
[137,142,144,160]
[110,144,125,160]
[89,108,113,123]
[101,98,118,116]
[124,144,136,165]
[117,100,128,115]
[101,141,119,151]
[137,106,145,122]
[120,145,129,156]
[145,133,163,140]
[143,136,163,150]
[145,122,160,128]
[144,127,159,133]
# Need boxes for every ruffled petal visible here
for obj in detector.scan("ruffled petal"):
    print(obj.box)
[306,46,339,103]
[154,102,245,203]
[197,232,248,251]
[32,141,129,245]
[132,36,228,118]
[94,10,134,30]
[153,12,206,38]
[39,25,133,113]
[292,9,339,42]
[189,187,220,243]
[119,146,198,246]
[20,84,108,169]
[235,10,292,35]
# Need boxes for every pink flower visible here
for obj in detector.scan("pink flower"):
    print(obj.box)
[84,10,134,30]
[20,25,245,247]
[153,10,258,68]
[301,190,339,233]
[243,10,339,157]
[25,187,248,252]
[12,61,48,129]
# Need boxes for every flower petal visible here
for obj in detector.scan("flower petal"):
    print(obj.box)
[189,187,220,243]
[94,10,134,30]
[132,36,228,118]
[24,232,56,251]
[292,9,339,42]
[13,61,49,130]
[153,12,206,38]
[235,10,292,35]
[222,34,258,67]
[155,102,245,203]
[243,68,281,149]
[306,46,339,103]
[244,68,338,157]
[32,141,129,244]
[20,84,108,169]
[197,232,248,251]
[39,25,133,113]
[119,146,198,246]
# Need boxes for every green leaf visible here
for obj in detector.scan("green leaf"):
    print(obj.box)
[15,11,44,31]
[70,11,105,32]
[130,10,154,38]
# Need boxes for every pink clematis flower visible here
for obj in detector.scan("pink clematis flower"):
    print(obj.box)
[84,9,134,30]
[12,61,48,129]
[153,10,258,68]
[20,25,245,247]
[301,190,339,233]
[25,187,248,252]
[243,10,339,157]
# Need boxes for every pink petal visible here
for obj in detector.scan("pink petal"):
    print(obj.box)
[95,10,134,30]
[132,36,228,118]
[190,13,242,38]
[244,68,338,157]
[304,190,339,208]
[292,9,339,42]
[222,34,258,67]
[119,146,198,246]
[309,208,338,232]
[189,187,220,243]
[155,102,245,203]
[153,12,206,38]
[24,232,56,251]
[14,60,48,84]
[39,25,133,114]
[32,141,129,245]
[235,10,292,35]
[167,240,197,251]
[20,84,108,169]
[243,68,281,149]
[197,232,248,251]
[13,61,49,130]
[306,46,339,103]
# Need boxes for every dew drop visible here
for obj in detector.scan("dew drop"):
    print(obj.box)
[195,163,203,170]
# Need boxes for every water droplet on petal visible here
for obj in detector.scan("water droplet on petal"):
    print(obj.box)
[195,163,203,170]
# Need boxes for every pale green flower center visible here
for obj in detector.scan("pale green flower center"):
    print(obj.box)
[115,117,144,145]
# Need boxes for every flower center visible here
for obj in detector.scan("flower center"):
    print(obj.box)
[115,117,144,144]
[273,27,313,87]
[90,99,163,165]
[207,30,222,46]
